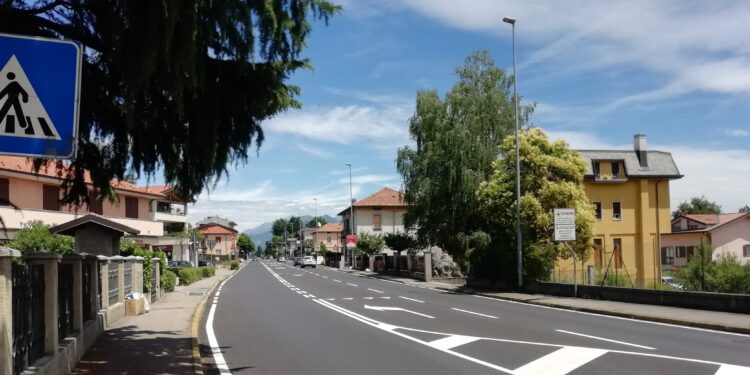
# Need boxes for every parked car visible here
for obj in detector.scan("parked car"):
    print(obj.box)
[661,276,684,290]
[168,260,194,268]
[300,256,316,268]
[277,257,286,262]
[198,260,214,267]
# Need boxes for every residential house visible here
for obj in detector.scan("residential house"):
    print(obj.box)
[0,156,192,260]
[554,134,683,287]
[196,215,237,229]
[313,223,343,253]
[338,187,410,254]
[197,222,238,257]
[661,213,750,268]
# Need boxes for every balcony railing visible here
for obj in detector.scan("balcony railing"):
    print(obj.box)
[156,206,186,215]
[594,173,627,182]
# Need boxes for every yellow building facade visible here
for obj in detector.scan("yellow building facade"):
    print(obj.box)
[553,134,682,288]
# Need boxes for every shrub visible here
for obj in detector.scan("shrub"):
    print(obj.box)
[176,267,203,285]
[9,220,75,254]
[161,270,176,292]
[596,272,630,287]
[201,266,216,278]
[230,261,239,270]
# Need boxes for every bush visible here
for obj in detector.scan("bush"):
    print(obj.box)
[176,267,203,285]
[596,272,631,287]
[9,220,75,254]
[230,261,239,270]
[161,270,176,292]
[201,266,216,278]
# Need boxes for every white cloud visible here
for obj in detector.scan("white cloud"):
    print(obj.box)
[544,129,750,213]
[337,174,398,185]
[330,166,369,175]
[725,128,750,137]
[297,143,332,158]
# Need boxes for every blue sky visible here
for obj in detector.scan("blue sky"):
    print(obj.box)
[186,0,750,231]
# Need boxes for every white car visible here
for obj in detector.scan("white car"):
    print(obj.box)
[278,257,286,262]
[300,256,316,268]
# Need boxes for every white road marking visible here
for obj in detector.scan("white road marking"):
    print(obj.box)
[363,297,374,300]
[322,276,329,279]
[206,303,231,374]
[715,364,750,374]
[368,288,384,294]
[428,335,480,351]
[333,279,342,283]
[326,298,336,301]
[380,296,391,299]
[451,308,498,319]
[309,295,316,298]
[514,347,607,375]
[364,305,435,318]
[343,298,354,300]
[555,329,656,350]
[346,283,358,287]
[399,296,425,303]
[315,273,320,276]
[304,295,310,298]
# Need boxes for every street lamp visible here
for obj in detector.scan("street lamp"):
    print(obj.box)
[346,163,354,269]
[503,16,523,289]
[314,198,319,227]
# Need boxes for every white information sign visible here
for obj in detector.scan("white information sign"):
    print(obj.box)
[554,208,576,241]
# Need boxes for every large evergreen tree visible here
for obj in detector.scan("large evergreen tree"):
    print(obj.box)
[673,196,722,218]
[0,1,339,205]
[396,50,532,262]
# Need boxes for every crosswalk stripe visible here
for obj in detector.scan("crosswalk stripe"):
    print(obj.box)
[715,364,750,375]
[428,335,479,351]
[514,347,607,375]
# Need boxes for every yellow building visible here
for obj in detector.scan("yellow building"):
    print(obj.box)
[553,134,682,287]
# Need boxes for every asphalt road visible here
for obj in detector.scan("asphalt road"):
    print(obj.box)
[199,261,750,375]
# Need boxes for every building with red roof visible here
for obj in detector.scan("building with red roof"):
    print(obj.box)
[662,212,750,268]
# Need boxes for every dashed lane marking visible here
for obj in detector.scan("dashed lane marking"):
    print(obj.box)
[368,288,384,294]
[451,308,498,319]
[555,329,656,350]
[399,296,425,303]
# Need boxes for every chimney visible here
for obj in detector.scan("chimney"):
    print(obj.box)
[634,133,648,168]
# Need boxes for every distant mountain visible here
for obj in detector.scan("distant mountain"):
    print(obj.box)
[243,214,339,245]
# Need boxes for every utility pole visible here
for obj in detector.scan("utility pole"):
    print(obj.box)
[346,163,354,269]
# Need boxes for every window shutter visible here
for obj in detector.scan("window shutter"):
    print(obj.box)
[43,185,60,211]
[0,178,9,206]
[88,191,103,214]
[125,197,138,218]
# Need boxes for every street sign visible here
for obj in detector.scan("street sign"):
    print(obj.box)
[346,235,356,247]
[0,33,82,159]
[554,208,576,241]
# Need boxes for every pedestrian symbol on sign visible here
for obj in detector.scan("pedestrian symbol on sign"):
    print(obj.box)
[0,55,61,140]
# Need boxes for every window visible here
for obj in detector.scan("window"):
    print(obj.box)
[744,245,750,258]
[661,246,675,265]
[593,161,600,176]
[88,191,103,215]
[612,161,621,177]
[686,246,696,261]
[593,202,602,220]
[0,178,9,206]
[125,197,138,218]
[676,246,687,258]
[327,234,331,243]
[215,236,222,243]
[593,238,603,268]
[613,238,622,268]
[43,185,60,211]
[612,202,622,220]
[373,214,382,231]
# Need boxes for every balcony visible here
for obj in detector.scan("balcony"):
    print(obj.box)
[151,203,187,223]
[0,206,164,237]
[593,173,628,183]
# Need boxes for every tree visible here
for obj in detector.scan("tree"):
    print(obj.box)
[677,243,750,293]
[673,196,722,218]
[396,51,533,263]
[739,205,750,213]
[384,232,417,255]
[237,233,255,253]
[307,217,327,228]
[477,128,596,283]
[272,219,288,237]
[356,233,385,255]
[9,220,75,254]
[0,1,339,206]
[286,216,302,235]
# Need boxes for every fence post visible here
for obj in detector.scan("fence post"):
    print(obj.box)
[83,254,98,320]
[25,252,62,357]
[152,258,161,302]
[133,256,144,295]
[62,254,84,334]
[0,248,21,375]
[424,252,432,282]
[97,256,108,311]
[109,256,125,304]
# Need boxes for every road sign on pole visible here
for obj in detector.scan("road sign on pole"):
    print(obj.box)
[0,33,82,159]
[554,208,576,241]
[346,235,357,247]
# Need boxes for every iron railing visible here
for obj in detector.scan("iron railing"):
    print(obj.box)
[97,261,102,311]
[82,261,92,321]
[123,262,132,296]
[12,263,45,375]
[58,263,74,342]
[108,263,119,306]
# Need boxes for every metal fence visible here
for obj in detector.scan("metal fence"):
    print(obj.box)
[108,262,119,306]
[398,256,408,272]
[57,263,74,342]
[12,263,45,375]
[151,259,159,303]
[385,255,394,270]
[124,262,132,296]
[97,260,103,311]
[82,261,92,322]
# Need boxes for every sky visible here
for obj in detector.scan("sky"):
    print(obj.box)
[185,0,750,232]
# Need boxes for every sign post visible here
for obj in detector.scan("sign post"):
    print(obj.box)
[345,235,356,269]
[0,33,82,159]
[554,208,578,297]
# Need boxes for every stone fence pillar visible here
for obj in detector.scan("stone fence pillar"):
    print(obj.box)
[152,258,161,301]
[133,256,144,295]
[424,252,432,282]
[109,256,125,304]
[81,254,99,321]
[62,254,84,333]
[97,256,108,311]
[25,252,62,357]
[0,248,21,375]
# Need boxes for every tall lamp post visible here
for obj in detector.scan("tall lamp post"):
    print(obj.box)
[346,162,354,268]
[503,16,523,289]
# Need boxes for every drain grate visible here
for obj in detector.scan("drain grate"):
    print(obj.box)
[189,291,204,296]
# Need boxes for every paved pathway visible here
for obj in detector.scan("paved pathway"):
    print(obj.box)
[72,268,233,375]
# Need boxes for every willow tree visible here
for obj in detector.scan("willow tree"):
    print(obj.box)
[0,1,339,205]
[477,128,595,283]
[396,50,532,263]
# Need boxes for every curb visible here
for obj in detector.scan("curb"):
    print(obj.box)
[190,270,235,375]
[331,266,750,335]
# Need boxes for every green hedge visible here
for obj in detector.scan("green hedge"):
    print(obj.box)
[230,261,239,270]
[162,270,176,292]
[201,266,216,278]
[175,267,203,285]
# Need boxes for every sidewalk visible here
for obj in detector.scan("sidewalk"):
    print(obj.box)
[71,267,233,375]
[330,266,750,334]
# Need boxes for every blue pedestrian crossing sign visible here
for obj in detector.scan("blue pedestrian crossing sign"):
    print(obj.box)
[0,33,82,159]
